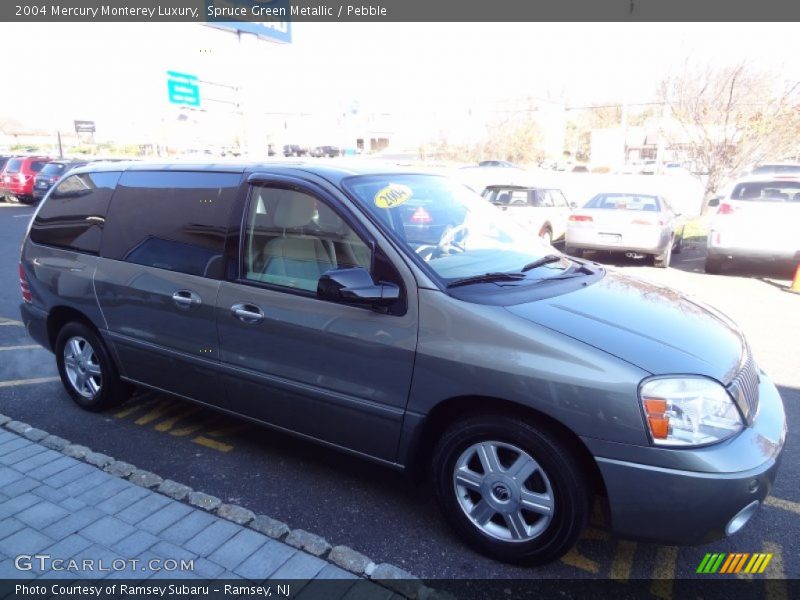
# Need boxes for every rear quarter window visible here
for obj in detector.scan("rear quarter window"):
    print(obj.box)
[29,160,48,172]
[5,159,22,173]
[100,171,241,278]
[29,171,121,254]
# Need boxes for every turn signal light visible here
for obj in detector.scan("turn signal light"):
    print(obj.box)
[569,215,593,222]
[717,203,735,215]
[643,397,669,439]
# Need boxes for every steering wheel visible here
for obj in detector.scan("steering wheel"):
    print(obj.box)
[415,223,468,261]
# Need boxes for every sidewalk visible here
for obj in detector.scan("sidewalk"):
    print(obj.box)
[0,427,401,594]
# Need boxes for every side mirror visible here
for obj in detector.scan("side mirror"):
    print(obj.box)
[707,197,721,208]
[317,267,400,308]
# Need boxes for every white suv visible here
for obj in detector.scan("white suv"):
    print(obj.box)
[706,175,800,273]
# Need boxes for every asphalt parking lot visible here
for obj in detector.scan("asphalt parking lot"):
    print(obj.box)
[0,202,797,591]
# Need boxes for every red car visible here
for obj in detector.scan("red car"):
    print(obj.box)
[1,156,52,203]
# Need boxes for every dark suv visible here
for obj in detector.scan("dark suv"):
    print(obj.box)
[1,155,53,203]
[19,162,786,565]
[32,160,88,202]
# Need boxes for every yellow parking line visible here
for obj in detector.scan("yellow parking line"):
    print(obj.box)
[134,400,176,425]
[0,376,60,388]
[650,546,678,600]
[582,526,610,541]
[764,542,786,600]
[765,496,800,515]
[0,345,40,351]
[192,436,234,453]
[610,540,637,581]
[154,405,203,432]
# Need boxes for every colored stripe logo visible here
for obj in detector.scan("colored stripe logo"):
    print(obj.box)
[697,553,773,574]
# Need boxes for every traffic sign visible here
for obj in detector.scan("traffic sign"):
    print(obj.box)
[74,120,96,133]
[167,71,201,107]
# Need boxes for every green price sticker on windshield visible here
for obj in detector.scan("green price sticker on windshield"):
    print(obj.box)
[374,184,413,208]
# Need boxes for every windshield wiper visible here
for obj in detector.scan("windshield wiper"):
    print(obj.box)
[521,254,564,272]
[446,272,527,288]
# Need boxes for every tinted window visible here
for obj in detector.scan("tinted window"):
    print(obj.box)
[244,185,371,292]
[102,171,240,278]
[29,171,121,254]
[586,193,661,211]
[731,181,800,202]
[5,159,21,173]
[29,161,48,172]
[40,163,67,176]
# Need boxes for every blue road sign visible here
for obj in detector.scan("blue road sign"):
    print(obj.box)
[167,71,201,107]
[206,0,292,44]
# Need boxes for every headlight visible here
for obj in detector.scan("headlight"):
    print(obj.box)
[640,377,743,447]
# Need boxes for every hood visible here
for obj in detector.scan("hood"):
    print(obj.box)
[506,270,744,382]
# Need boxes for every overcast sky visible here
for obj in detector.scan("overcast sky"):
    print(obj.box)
[2,22,798,138]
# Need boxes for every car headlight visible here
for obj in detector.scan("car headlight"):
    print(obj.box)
[639,377,743,447]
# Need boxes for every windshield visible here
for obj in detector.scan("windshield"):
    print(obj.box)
[40,163,66,176]
[343,174,564,282]
[731,180,800,202]
[586,193,661,211]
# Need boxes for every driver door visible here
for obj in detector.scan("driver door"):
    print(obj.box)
[215,179,418,462]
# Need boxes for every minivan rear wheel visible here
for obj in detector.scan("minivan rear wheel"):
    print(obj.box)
[55,322,131,412]
[431,414,591,564]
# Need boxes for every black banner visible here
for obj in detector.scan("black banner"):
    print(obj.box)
[3,0,800,22]
[1,578,798,600]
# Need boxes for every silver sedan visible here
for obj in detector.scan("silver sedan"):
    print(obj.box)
[565,192,685,268]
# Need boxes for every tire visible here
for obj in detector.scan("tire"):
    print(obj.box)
[431,414,591,565]
[55,322,132,412]
[673,234,683,255]
[704,255,724,274]
[654,240,672,268]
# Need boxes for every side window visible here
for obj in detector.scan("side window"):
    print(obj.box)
[101,171,240,278]
[548,189,569,208]
[29,171,120,254]
[530,190,546,207]
[243,185,372,292]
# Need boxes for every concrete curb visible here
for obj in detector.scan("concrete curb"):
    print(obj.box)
[0,413,436,598]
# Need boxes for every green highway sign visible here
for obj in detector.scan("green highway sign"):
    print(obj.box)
[167,71,201,107]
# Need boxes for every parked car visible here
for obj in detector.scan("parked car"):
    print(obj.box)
[282,145,307,157]
[749,163,800,176]
[20,163,786,565]
[32,160,88,202]
[482,185,574,245]
[0,155,53,203]
[311,145,341,158]
[478,160,517,168]
[705,175,800,274]
[565,192,685,267]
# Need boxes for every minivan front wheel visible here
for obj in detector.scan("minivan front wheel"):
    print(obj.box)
[432,415,591,564]
[55,322,131,411]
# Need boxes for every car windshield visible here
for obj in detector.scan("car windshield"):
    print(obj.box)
[40,163,66,176]
[731,180,800,202]
[585,193,661,212]
[343,174,564,282]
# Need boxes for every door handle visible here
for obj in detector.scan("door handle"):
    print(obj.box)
[172,290,202,308]
[231,302,264,324]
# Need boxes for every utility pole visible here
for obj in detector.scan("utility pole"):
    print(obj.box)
[56,131,63,158]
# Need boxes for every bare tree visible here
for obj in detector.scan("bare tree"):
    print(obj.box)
[659,60,800,206]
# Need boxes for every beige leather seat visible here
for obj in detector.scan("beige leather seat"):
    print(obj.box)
[260,191,333,291]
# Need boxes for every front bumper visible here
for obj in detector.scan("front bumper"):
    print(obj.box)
[590,372,786,545]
